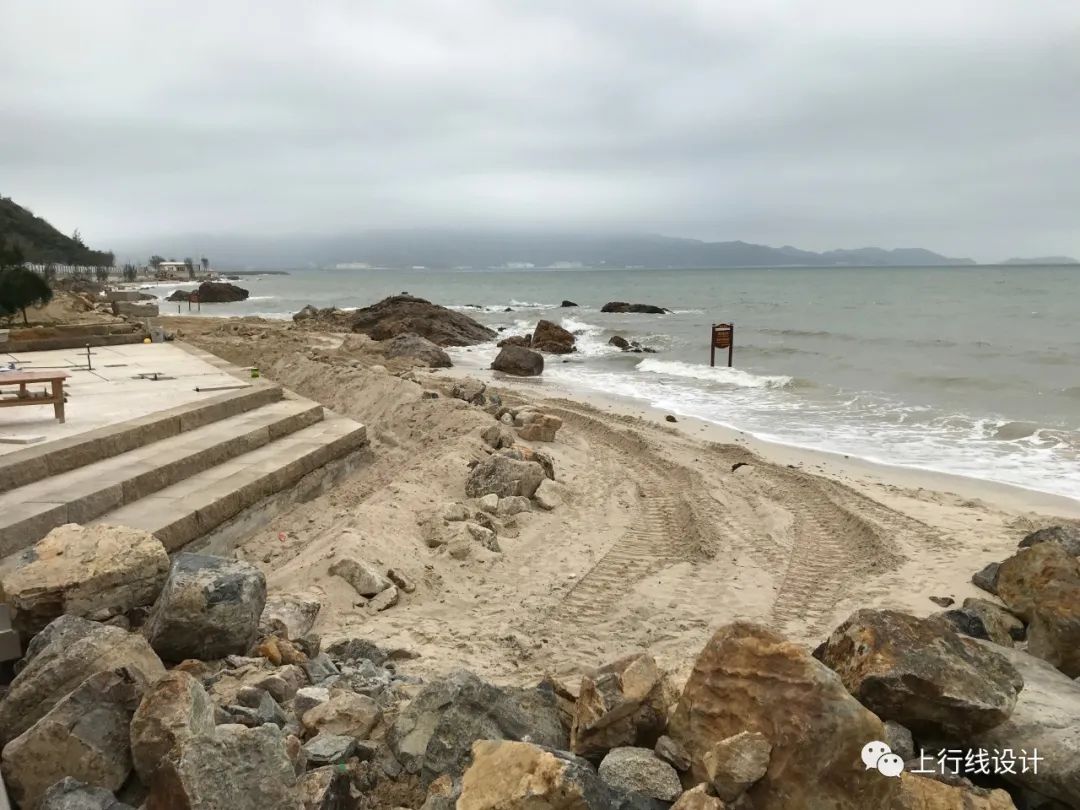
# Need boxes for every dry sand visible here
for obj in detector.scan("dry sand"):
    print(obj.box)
[173,316,1080,687]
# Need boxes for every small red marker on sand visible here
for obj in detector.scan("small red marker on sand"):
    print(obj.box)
[278,532,287,542]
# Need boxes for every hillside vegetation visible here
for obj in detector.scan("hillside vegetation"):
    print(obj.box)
[0,195,114,266]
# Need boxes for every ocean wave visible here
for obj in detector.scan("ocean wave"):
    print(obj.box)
[758,328,834,338]
[635,359,793,389]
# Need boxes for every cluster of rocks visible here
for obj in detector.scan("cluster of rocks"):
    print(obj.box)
[600,302,670,314]
[491,319,580,377]
[0,523,423,809]
[165,282,250,303]
[608,335,658,354]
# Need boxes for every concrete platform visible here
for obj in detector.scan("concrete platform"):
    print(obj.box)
[0,342,367,557]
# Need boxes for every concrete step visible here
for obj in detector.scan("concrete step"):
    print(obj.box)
[0,384,283,494]
[0,397,325,556]
[95,416,367,551]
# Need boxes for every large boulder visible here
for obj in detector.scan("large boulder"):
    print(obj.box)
[39,778,136,810]
[1,669,143,809]
[0,523,169,639]
[667,622,899,809]
[457,740,653,810]
[143,553,267,662]
[129,671,217,784]
[0,616,164,746]
[597,747,682,802]
[378,332,452,368]
[465,454,546,499]
[1027,578,1080,676]
[348,295,496,347]
[146,724,300,809]
[996,542,1080,622]
[971,642,1080,806]
[531,320,576,354]
[192,281,250,303]
[1018,524,1080,556]
[259,592,322,641]
[389,670,567,786]
[570,653,669,760]
[896,773,1017,809]
[492,345,544,377]
[601,302,668,314]
[815,609,1022,737]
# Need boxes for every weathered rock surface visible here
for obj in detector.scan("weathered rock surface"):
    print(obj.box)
[1,669,143,809]
[480,423,516,450]
[144,553,267,662]
[301,734,356,767]
[816,609,1022,737]
[0,523,169,638]
[328,557,391,598]
[961,598,1025,645]
[491,345,544,376]
[1027,580,1080,677]
[296,766,351,809]
[348,295,496,346]
[996,541,1080,622]
[669,784,726,810]
[668,621,899,809]
[601,302,669,314]
[971,642,1080,806]
[183,281,250,303]
[146,724,300,809]
[0,616,164,745]
[457,740,651,810]
[39,778,136,810]
[896,773,1017,809]
[465,454,546,499]
[702,731,771,803]
[259,592,322,641]
[518,414,563,442]
[301,690,381,739]
[609,335,630,350]
[654,735,691,772]
[1019,524,1080,556]
[571,652,668,759]
[972,562,1001,595]
[496,495,532,517]
[497,334,531,348]
[531,319,576,354]
[129,670,217,783]
[597,747,682,801]
[378,332,453,368]
[390,669,567,785]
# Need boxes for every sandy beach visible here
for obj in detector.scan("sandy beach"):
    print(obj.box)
[165,315,1080,690]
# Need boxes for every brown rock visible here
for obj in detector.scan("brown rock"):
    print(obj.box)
[655,735,691,771]
[1,669,143,809]
[670,784,727,810]
[301,691,381,739]
[348,295,496,346]
[491,344,544,377]
[328,557,391,598]
[996,542,1080,622]
[1018,524,1080,555]
[961,598,1025,646]
[0,616,164,746]
[1028,579,1080,677]
[129,671,217,784]
[518,415,563,443]
[570,652,668,759]
[378,332,453,368]
[465,454,546,499]
[816,609,1022,737]
[896,772,1017,809]
[0,523,169,639]
[703,731,771,803]
[531,319,576,354]
[259,592,322,641]
[297,766,351,809]
[668,622,898,809]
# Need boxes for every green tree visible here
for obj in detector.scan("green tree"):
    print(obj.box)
[200,256,209,272]
[149,255,165,269]
[0,242,53,325]
[184,257,195,279]
[122,263,138,282]
[72,228,85,247]
[94,266,110,282]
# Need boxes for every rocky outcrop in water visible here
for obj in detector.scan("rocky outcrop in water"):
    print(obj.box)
[491,345,544,376]
[167,282,250,303]
[349,294,496,346]
[531,319,576,353]
[601,302,669,314]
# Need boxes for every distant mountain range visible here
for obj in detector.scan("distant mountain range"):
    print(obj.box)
[999,256,1078,266]
[114,229,982,270]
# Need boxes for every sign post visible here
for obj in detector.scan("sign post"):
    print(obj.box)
[711,323,734,367]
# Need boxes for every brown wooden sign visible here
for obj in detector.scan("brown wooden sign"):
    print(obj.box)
[711,323,734,367]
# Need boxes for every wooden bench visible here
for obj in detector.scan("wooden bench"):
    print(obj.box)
[0,371,69,423]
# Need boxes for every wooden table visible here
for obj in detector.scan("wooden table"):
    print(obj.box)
[0,371,69,423]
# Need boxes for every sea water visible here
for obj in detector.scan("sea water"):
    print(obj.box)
[156,265,1080,500]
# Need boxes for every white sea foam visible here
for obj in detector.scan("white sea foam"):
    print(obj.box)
[635,359,793,389]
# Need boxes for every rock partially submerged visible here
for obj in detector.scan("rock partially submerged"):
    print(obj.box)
[531,319,576,354]
[491,344,544,376]
[349,294,496,346]
[169,282,250,303]
[601,302,669,314]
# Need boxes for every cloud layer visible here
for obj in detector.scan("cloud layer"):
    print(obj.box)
[3,1,1078,260]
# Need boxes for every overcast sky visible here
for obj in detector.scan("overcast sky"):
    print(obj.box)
[2,1,1078,261]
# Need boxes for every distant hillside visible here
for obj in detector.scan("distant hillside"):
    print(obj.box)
[999,256,1078,266]
[114,230,975,270]
[0,196,114,265]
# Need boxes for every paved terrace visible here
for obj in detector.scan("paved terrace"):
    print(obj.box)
[0,342,248,454]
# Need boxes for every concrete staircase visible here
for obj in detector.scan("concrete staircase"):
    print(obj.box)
[0,385,366,557]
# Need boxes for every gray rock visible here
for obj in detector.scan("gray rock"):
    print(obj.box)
[972,642,1080,807]
[148,724,300,809]
[465,522,500,552]
[478,493,499,513]
[389,669,567,786]
[883,720,915,762]
[1019,525,1080,556]
[1,669,143,809]
[39,778,136,810]
[259,592,321,641]
[451,379,487,405]
[702,730,771,803]
[379,332,452,368]
[129,670,217,783]
[0,616,163,746]
[491,345,544,377]
[598,747,682,801]
[465,454,546,499]
[293,686,330,716]
[302,653,341,685]
[972,562,1001,595]
[144,553,267,662]
[328,557,391,598]
[230,686,290,728]
[368,584,400,612]
[654,735,691,771]
[496,496,532,517]
[961,598,1025,645]
[480,424,515,450]
[302,734,357,767]
[325,638,388,668]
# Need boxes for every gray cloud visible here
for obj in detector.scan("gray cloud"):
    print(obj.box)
[2,0,1079,260]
